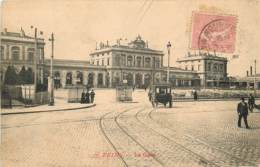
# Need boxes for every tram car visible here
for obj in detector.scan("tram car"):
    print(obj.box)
[148,84,172,108]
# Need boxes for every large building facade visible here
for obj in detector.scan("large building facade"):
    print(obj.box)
[0,28,45,83]
[1,29,240,89]
[177,52,228,87]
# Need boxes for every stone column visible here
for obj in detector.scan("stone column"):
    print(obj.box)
[109,71,113,88]
[143,56,145,67]
[83,71,88,86]
[176,79,179,87]
[72,71,77,85]
[103,72,106,86]
[6,45,10,60]
[188,80,192,87]
[133,55,136,67]
[133,72,136,85]
[61,70,67,88]
[22,45,25,60]
[142,73,145,84]
[94,71,98,87]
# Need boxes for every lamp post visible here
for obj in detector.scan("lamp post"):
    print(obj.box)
[49,33,55,105]
[166,41,171,84]
[254,59,257,96]
[31,26,38,95]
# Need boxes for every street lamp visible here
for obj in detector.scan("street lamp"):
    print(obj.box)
[49,33,55,106]
[166,41,172,84]
[30,26,43,96]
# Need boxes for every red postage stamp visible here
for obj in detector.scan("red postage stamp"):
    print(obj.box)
[191,11,238,53]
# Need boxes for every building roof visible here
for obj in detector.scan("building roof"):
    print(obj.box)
[90,35,163,56]
[45,59,107,70]
[177,52,227,62]
[1,28,45,42]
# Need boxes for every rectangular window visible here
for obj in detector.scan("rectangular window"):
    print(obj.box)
[102,59,104,66]
[97,60,99,66]
[107,58,110,66]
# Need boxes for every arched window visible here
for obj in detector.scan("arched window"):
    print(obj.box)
[66,72,72,85]
[1,46,4,60]
[11,46,20,61]
[136,57,142,67]
[98,73,103,86]
[155,57,160,68]
[27,48,35,62]
[76,71,83,84]
[145,57,151,68]
[127,56,133,67]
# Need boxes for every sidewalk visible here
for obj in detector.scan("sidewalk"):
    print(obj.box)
[1,98,95,115]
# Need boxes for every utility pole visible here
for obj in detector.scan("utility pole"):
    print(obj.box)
[33,27,38,95]
[166,42,171,84]
[254,59,257,96]
[49,33,55,105]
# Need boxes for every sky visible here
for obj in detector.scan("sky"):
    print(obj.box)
[1,0,260,77]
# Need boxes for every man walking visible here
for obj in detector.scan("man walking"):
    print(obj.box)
[193,90,198,101]
[237,97,250,129]
[81,90,85,103]
[90,89,95,103]
[248,94,255,112]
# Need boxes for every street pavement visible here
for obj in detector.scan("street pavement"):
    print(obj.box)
[1,89,260,167]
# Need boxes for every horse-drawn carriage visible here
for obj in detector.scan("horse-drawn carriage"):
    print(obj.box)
[148,84,172,108]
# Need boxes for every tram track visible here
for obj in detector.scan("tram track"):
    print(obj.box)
[115,106,218,167]
[146,108,258,167]
[98,106,163,167]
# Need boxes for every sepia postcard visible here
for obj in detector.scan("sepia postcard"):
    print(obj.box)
[1,0,260,166]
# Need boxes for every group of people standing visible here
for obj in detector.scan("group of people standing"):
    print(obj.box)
[237,94,256,129]
[81,89,95,104]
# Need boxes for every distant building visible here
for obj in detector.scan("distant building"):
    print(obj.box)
[177,52,228,87]
[0,28,45,84]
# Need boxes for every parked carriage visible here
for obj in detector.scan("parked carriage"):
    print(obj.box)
[149,84,172,108]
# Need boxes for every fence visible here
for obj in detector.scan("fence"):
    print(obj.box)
[1,85,49,108]
[172,88,260,100]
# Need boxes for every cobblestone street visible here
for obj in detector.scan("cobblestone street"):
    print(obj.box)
[1,89,260,167]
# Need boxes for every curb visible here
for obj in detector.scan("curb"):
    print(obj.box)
[172,98,260,102]
[1,104,96,116]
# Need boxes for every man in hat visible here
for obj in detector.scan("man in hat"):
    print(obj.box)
[90,89,95,103]
[237,97,250,129]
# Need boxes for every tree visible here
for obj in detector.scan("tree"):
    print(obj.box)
[19,66,27,84]
[25,68,34,84]
[4,66,19,85]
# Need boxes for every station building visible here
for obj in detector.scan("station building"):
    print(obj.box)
[3,29,253,89]
[177,52,228,87]
[0,28,45,83]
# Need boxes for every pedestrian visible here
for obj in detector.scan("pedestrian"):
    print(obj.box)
[193,90,198,101]
[248,94,255,112]
[90,89,95,103]
[81,90,85,103]
[237,97,250,129]
[85,90,90,103]
[148,89,152,101]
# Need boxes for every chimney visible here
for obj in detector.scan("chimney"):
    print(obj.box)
[250,66,253,76]
[247,70,249,77]
[4,28,7,34]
